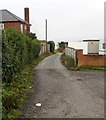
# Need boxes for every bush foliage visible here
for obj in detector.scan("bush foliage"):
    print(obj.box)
[48,41,55,53]
[61,53,76,70]
[25,32,37,40]
[58,41,67,52]
[2,52,55,119]
[2,27,40,83]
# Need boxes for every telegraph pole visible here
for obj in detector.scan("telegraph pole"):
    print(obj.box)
[45,19,48,53]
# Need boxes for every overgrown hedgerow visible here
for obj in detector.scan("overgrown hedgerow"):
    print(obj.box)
[2,27,40,83]
[2,27,41,119]
[2,52,55,119]
[2,28,54,119]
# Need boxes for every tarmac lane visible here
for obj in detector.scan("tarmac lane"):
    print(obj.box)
[21,53,104,118]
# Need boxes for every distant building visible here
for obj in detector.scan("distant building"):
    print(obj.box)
[39,40,50,55]
[0,8,31,33]
[65,39,106,66]
[68,40,106,55]
[83,39,100,54]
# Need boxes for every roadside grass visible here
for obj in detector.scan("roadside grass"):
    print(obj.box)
[54,49,60,53]
[2,53,54,119]
[75,66,106,72]
[61,53,76,71]
[61,53,106,72]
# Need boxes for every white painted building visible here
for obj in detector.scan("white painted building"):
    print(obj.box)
[68,41,88,54]
[68,40,106,55]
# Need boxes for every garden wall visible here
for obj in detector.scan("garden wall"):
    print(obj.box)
[77,50,106,66]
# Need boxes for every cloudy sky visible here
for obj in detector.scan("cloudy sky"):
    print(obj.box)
[0,0,105,42]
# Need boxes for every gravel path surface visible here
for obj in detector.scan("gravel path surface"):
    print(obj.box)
[21,53,104,118]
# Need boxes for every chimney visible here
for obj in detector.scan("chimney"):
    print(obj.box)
[24,8,29,23]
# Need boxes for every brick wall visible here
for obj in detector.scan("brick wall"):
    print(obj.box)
[4,22,29,33]
[4,22,21,30]
[77,50,106,66]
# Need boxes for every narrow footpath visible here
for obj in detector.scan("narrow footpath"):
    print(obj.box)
[22,53,104,118]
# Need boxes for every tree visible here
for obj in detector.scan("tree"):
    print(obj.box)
[48,41,55,53]
[59,42,65,49]
[25,32,37,40]
[58,41,68,52]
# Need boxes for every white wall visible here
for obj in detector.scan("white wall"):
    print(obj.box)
[99,42,106,55]
[68,42,88,54]
[68,41,106,55]
[55,42,59,49]
[88,41,99,54]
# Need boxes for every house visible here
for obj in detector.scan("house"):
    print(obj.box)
[39,40,50,55]
[0,8,31,33]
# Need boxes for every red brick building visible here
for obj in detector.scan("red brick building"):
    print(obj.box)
[0,8,31,33]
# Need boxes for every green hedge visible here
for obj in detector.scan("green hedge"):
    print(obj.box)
[2,27,40,83]
[48,41,55,53]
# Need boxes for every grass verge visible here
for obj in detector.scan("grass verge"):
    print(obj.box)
[61,53,76,71]
[2,53,54,119]
[54,49,60,54]
[75,66,106,72]
[61,54,106,72]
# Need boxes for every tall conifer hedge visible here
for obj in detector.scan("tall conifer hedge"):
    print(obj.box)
[2,27,40,83]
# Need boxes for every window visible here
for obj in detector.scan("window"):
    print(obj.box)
[0,23,4,30]
[103,43,106,49]
[20,24,23,33]
[25,25,27,30]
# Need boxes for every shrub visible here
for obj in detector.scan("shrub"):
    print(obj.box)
[2,27,40,83]
[25,32,37,40]
[58,41,68,52]
[61,53,76,70]
[48,41,55,53]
